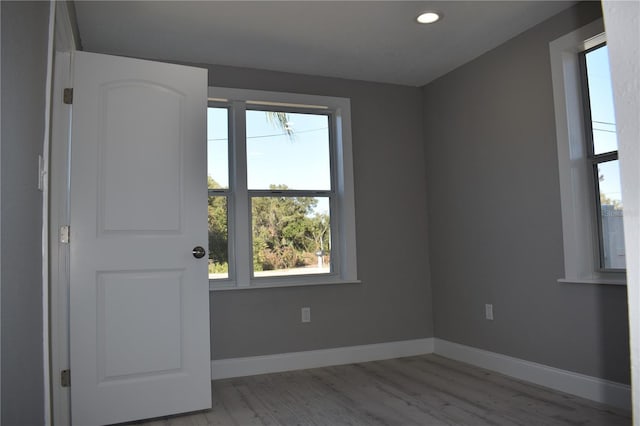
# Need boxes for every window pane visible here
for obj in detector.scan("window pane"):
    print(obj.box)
[207,107,229,189]
[597,160,625,269]
[246,110,331,190]
[585,45,618,155]
[252,196,331,277]
[208,195,229,279]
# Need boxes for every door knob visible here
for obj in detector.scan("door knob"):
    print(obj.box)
[192,246,206,259]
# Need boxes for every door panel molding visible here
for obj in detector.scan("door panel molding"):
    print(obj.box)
[68,51,210,426]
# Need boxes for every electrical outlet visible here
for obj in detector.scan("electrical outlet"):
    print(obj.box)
[301,307,311,323]
[485,304,494,320]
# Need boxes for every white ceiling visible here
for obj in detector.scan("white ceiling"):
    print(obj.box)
[74,1,576,87]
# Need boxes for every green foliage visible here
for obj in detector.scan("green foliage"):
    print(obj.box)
[207,177,331,274]
[600,193,623,210]
[208,176,228,271]
[266,111,294,139]
[251,185,330,271]
[208,261,228,274]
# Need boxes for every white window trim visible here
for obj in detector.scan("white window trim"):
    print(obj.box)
[550,19,626,286]
[208,87,359,290]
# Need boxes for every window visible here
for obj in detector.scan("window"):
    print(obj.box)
[550,19,626,284]
[207,88,358,289]
[207,107,230,280]
[579,43,625,271]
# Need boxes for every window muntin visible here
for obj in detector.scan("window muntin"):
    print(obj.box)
[580,43,626,271]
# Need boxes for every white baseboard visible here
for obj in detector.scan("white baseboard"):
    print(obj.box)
[433,338,631,412]
[211,338,434,380]
[210,337,631,412]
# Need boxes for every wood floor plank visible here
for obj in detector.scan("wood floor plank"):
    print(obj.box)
[204,383,241,426]
[423,355,630,426]
[308,365,430,425]
[266,370,372,426]
[122,354,631,426]
[216,380,276,426]
[352,359,527,426]
[292,368,389,426]
[321,362,468,425]
[379,357,572,425]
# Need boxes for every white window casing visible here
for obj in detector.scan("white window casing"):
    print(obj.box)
[208,87,359,290]
[549,19,625,285]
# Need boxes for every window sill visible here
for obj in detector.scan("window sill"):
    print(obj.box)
[558,277,626,286]
[210,278,362,291]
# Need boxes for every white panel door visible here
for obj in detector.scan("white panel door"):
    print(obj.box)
[69,51,210,426]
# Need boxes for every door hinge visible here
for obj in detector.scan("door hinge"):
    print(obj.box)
[60,225,70,244]
[61,369,71,387]
[37,155,46,192]
[63,88,73,104]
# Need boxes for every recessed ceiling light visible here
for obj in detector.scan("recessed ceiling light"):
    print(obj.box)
[416,12,441,24]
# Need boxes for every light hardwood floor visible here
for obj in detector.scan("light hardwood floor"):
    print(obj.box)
[126,354,631,426]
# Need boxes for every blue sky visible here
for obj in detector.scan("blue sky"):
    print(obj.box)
[245,110,330,191]
[586,45,618,155]
[585,44,621,204]
[207,108,331,214]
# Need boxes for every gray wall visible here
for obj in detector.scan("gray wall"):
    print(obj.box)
[197,66,434,359]
[1,1,49,424]
[423,2,630,384]
[0,4,625,423]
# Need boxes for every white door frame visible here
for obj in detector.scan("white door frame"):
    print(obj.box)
[601,2,640,422]
[49,1,77,425]
[42,2,57,425]
[1,3,3,424]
